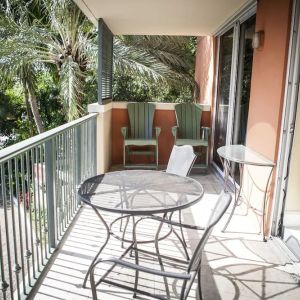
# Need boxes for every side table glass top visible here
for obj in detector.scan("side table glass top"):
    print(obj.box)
[78,170,204,215]
[217,145,275,166]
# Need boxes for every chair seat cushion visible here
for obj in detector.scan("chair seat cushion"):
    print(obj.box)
[125,138,157,146]
[175,139,208,147]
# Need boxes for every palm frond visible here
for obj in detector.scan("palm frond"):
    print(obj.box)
[60,57,84,121]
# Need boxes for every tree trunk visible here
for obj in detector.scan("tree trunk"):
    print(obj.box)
[25,82,44,133]
[23,85,34,136]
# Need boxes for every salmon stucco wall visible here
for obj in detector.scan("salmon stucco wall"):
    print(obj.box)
[245,0,293,234]
[112,108,211,165]
[195,36,215,105]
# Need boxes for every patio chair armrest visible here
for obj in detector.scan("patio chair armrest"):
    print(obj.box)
[201,127,211,141]
[155,126,161,139]
[121,127,128,139]
[92,257,191,280]
[171,126,178,140]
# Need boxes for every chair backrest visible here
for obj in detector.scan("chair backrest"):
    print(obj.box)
[127,103,155,139]
[166,145,196,177]
[175,103,202,139]
[188,192,232,272]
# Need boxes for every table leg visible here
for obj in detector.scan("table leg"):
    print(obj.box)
[83,206,110,288]
[155,212,170,299]
[222,163,244,232]
[169,211,190,261]
[262,167,274,242]
[132,216,140,298]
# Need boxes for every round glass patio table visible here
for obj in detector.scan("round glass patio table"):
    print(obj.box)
[78,169,204,215]
[78,170,204,288]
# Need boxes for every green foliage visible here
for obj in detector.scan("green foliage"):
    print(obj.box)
[0,0,198,147]
[113,72,194,103]
[0,85,32,147]
[37,71,66,129]
[113,36,197,102]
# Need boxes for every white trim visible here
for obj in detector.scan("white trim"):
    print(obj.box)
[73,0,98,26]
[272,0,300,236]
[89,101,211,112]
[88,101,113,113]
[226,22,241,145]
[213,0,257,36]
[210,36,220,166]
[283,211,300,227]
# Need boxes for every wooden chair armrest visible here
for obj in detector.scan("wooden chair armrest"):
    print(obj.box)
[171,126,178,140]
[155,127,161,139]
[121,127,128,138]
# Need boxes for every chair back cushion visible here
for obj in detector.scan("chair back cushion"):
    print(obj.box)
[175,103,202,139]
[127,103,155,139]
[166,145,196,176]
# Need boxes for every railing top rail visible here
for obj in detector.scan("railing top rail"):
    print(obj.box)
[0,113,97,164]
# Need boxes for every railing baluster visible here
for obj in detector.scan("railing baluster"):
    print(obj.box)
[1,163,13,299]
[3,162,14,298]
[20,155,31,287]
[40,145,48,258]
[58,134,63,237]
[54,136,60,242]
[35,147,43,267]
[8,160,21,299]
[25,151,36,280]
[63,132,67,229]
[30,149,40,274]
[0,223,8,300]
[14,157,26,295]
[45,140,56,249]
[93,117,97,175]
[70,128,75,216]
[66,130,71,223]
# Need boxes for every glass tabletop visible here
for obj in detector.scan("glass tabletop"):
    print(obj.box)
[78,170,204,215]
[217,145,275,166]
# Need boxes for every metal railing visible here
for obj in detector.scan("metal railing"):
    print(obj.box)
[0,114,97,299]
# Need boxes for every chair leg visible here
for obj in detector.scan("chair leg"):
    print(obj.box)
[205,146,209,169]
[179,210,188,248]
[198,268,203,300]
[123,144,126,168]
[156,145,159,169]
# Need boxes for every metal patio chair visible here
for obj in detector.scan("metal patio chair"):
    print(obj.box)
[90,191,232,300]
[166,145,197,177]
[119,145,197,250]
[172,103,210,170]
[121,102,161,169]
[166,144,197,256]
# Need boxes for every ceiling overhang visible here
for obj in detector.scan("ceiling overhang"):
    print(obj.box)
[73,0,251,36]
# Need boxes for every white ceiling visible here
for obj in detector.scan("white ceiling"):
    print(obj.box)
[73,0,250,36]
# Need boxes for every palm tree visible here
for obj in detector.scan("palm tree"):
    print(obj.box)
[0,0,196,129]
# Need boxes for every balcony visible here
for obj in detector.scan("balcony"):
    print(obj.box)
[1,108,300,300]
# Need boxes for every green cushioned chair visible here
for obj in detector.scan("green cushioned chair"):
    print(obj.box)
[172,103,210,169]
[121,103,161,169]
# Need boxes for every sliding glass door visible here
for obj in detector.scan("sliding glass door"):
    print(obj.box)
[213,28,234,169]
[212,15,256,174]
[233,17,255,146]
